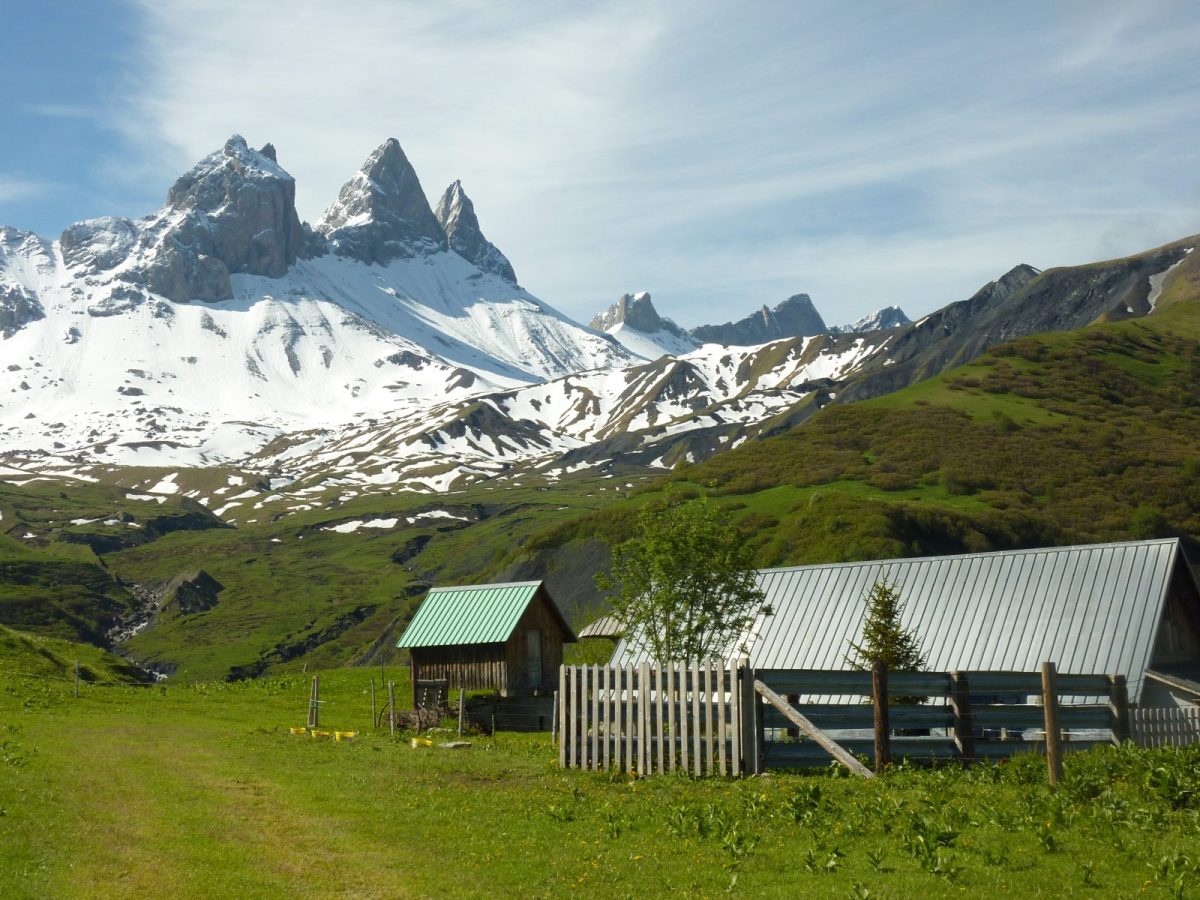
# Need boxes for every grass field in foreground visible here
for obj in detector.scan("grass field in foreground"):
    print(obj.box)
[1,666,1198,898]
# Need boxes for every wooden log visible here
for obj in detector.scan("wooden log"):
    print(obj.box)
[1041,661,1063,785]
[1109,674,1131,745]
[950,670,975,763]
[754,679,875,778]
[872,661,890,772]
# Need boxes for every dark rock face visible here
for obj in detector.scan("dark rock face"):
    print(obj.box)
[317,138,447,265]
[0,283,45,338]
[434,180,516,282]
[162,570,224,615]
[839,247,1195,403]
[690,293,827,345]
[132,135,304,303]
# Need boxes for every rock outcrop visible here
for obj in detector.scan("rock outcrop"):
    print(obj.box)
[434,180,516,282]
[690,293,827,345]
[121,135,305,303]
[0,283,45,338]
[317,138,447,264]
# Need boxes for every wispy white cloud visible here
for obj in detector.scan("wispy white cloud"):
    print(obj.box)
[109,0,1200,325]
[0,177,55,203]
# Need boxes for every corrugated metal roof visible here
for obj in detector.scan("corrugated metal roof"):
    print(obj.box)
[615,538,1187,702]
[578,615,624,639]
[396,581,542,648]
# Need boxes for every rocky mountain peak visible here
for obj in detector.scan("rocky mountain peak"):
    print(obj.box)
[317,138,447,265]
[829,305,912,334]
[434,180,517,282]
[56,135,307,304]
[589,292,665,333]
[691,292,826,345]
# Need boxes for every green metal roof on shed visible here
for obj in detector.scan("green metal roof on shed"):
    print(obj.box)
[396,581,577,648]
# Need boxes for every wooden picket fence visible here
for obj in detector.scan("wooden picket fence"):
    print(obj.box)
[1133,705,1200,748]
[556,662,755,776]
[558,662,1136,778]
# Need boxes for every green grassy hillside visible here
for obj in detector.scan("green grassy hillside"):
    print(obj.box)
[509,298,1200,585]
[4,290,1200,679]
[0,623,148,683]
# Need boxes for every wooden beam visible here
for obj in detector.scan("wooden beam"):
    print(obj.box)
[1109,674,1131,745]
[1041,661,1063,785]
[950,670,975,763]
[872,661,890,772]
[754,679,874,778]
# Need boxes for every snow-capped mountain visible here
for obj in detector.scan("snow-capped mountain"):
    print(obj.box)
[588,292,699,360]
[0,136,633,467]
[4,133,1195,513]
[829,306,911,334]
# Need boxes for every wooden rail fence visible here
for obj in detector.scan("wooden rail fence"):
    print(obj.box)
[559,662,1140,778]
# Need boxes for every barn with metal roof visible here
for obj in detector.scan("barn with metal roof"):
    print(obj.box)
[397,581,576,700]
[615,538,1200,706]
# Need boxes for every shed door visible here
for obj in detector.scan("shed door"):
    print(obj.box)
[527,628,543,689]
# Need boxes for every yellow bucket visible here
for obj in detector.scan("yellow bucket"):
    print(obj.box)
[311,729,332,738]
[334,731,357,741]
[289,726,307,736]
[411,737,433,748]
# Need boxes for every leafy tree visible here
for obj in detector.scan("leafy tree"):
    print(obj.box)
[596,495,769,663]
[844,580,927,673]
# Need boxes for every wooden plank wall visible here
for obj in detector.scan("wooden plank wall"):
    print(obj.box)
[1133,706,1200,748]
[557,663,746,777]
[412,644,507,695]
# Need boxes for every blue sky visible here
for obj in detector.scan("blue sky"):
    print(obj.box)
[2,0,1198,327]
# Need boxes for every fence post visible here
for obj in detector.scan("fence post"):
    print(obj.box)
[370,677,377,729]
[558,665,567,767]
[872,661,890,772]
[950,670,975,764]
[308,675,320,728]
[738,657,758,775]
[74,661,80,700]
[1108,674,1131,745]
[388,680,396,737]
[1041,661,1063,785]
[458,688,466,737]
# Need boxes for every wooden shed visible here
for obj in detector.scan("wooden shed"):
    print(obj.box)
[396,581,576,702]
